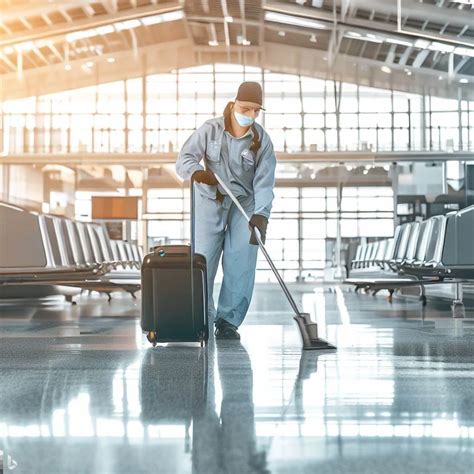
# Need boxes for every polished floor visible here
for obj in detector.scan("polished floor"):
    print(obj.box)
[0,285,473,474]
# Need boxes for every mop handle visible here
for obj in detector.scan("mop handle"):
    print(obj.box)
[214,173,302,316]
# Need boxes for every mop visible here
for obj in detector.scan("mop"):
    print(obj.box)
[214,173,336,351]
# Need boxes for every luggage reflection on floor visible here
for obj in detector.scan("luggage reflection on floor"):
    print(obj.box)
[138,342,267,474]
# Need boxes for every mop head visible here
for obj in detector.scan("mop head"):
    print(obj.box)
[294,314,337,351]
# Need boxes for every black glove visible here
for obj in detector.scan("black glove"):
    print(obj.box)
[192,170,218,186]
[249,214,268,245]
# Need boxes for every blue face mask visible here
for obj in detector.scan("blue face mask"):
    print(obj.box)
[234,110,255,127]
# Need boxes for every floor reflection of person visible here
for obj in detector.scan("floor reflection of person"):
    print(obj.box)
[193,342,268,474]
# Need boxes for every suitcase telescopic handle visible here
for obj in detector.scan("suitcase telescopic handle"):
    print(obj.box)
[189,172,198,335]
[190,173,197,256]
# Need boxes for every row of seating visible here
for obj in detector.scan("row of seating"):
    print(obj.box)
[345,205,474,309]
[0,202,142,300]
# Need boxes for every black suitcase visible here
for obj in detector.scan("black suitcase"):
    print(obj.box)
[141,177,209,346]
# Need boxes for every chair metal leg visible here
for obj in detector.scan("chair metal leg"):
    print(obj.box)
[452,282,465,319]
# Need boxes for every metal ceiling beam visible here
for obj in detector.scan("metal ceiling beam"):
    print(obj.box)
[263,1,474,47]
[0,38,194,101]
[455,57,470,74]
[344,0,474,28]
[186,15,259,27]
[195,45,262,53]
[265,23,330,42]
[31,46,51,66]
[412,49,430,68]
[19,18,33,31]
[102,1,119,15]
[0,51,16,72]
[263,41,473,99]
[0,21,12,35]
[398,46,413,66]
[0,2,183,48]
[1,35,472,102]
[0,1,104,22]
[58,8,73,24]
[41,14,53,27]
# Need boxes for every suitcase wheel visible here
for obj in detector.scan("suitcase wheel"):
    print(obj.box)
[146,331,157,347]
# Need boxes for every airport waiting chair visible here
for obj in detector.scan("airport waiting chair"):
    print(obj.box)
[440,207,474,279]
[0,202,142,302]
[345,206,474,313]
[0,203,104,282]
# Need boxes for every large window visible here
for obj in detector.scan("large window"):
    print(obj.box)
[140,182,394,282]
[2,64,473,154]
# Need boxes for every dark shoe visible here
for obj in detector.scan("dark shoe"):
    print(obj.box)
[214,320,240,340]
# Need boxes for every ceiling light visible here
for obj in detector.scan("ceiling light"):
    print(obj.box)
[85,61,94,68]
[65,9,184,42]
[115,19,141,31]
[278,31,286,37]
[366,37,383,44]
[264,11,326,30]
[366,33,383,43]
[459,78,469,83]
[208,40,219,47]
[66,29,98,42]
[96,25,115,35]
[428,41,455,53]
[237,35,251,46]
[414,39,430,49]
[107,57,115,63]
[224,16,233,22]
[454,47,474,57]
[381,65,391,74]
[344,32,382,43]
[64,64,71,71]
[404,69,412,76]
[141,10,184,25]
[310,34,317,43]
[14,41,34,51]
[386,37,413,47]
[438,75,444,80]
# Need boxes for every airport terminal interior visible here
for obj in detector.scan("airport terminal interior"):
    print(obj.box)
[1,0,474,473]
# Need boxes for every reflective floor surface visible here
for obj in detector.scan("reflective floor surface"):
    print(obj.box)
[0,285,473,473]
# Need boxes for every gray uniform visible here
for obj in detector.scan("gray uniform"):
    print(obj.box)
[176,116,276,327]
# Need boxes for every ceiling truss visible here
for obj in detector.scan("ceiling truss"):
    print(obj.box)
[0,0,473,100]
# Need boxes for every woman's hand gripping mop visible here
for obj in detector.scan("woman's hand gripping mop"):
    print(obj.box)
[214,173,336,351]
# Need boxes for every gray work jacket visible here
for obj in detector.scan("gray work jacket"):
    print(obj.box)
[175,116,276,218]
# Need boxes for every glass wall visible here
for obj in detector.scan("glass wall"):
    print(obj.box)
[2,64,473,154]
[139,168,394,282]
[48,160,393,282]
